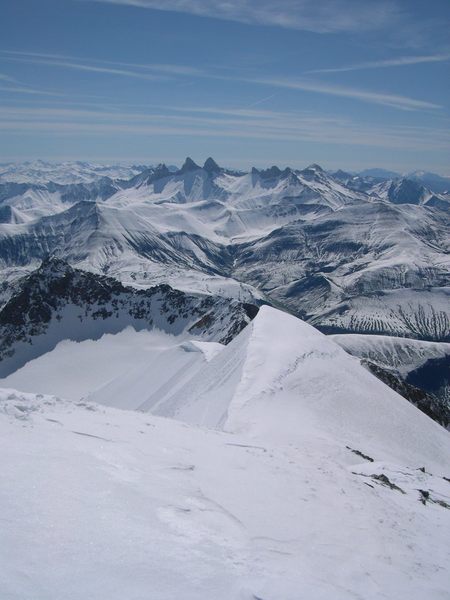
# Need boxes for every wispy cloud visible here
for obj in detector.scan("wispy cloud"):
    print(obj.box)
[0,73,15,82]
[1,50,440,112]
[2,54,167,82]
[2,50,205,78]
[245,77,441,111]
[308,53,450,74]
[0,103,448,152]
[0,70,65,97]
[0,85,65,96]
[84,0,401,34]
[245,93,280,109]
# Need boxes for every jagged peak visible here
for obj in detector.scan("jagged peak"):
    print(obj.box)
[333,169,353,180]
[145,163,171,183]
[298,163,327,181]
[305,163,324,172]
[387,177,427,205]
[153,163,170,176]
[37,256,73,278]
[128,163,170,187]
[179,157,200,173]
[203,157,221,173]
[261,166,282,178]
[252,165,293,181]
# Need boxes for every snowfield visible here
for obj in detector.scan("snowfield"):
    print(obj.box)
[0,328,224,407]
[1,307,450,600]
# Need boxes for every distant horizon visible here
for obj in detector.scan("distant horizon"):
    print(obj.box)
[1,156,449,178]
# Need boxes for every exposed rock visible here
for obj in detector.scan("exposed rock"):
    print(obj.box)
[0,258,258,377]
[363,360,450,428]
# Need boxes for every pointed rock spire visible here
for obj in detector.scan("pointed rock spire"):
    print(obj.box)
[179,157,200,173]
[203,157,221,173]
[38,256,74,278]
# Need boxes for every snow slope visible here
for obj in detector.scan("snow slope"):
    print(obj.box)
[331,333,450,376]
[1,378,450,600]
[149,306,450,469]
[2,302,448,471]
[1,308,450,599]
[0,328,224,407]
[0,258,254,378]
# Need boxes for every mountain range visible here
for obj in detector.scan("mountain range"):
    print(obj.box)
[1,158,449,599]
[0,158,448,341]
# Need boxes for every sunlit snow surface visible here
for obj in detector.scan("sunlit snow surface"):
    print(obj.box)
[0,328,224,408]
[1,393,449,600]
[1,307,450,599]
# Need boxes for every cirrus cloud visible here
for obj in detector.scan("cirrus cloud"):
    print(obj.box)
[83,0,402,34]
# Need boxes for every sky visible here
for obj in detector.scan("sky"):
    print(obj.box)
[0,0,449,173]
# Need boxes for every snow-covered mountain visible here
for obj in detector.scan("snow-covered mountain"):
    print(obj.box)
[369,177,441,205]
[233,198,449,340]
[133,305,448,447]
[0,258,257,378]
[339,168,450,195]
[406,170,450,194]
[0,158,448,342]
[0,160,146,185]
[0,158,448,426]
[331,333,450,376]
[1,305,449,599]
[0,257,445,427]
[331,333,450,426]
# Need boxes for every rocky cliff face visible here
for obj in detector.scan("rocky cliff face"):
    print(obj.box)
[363,360,450,429]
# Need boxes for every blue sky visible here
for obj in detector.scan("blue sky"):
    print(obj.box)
[0,0,449,173]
